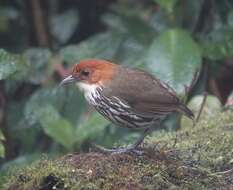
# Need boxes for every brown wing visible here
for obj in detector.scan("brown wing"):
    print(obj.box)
[103,66,183,118]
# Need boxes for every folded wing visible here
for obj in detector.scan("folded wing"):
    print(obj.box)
[104,66,193,119]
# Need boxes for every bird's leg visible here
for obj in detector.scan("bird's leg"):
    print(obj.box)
[128,127,153,149]
[92,127,154,154]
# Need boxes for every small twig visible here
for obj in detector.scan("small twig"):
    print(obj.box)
[172,133,178,148]
[212,168,233,176]
[195,92,208,123]
[183,70,200,104]
[188,70,199,95]
[31,0,49,47]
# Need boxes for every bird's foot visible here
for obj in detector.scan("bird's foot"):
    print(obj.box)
[91,143,143,155]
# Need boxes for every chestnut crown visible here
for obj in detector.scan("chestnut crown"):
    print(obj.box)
[60,59,117,86]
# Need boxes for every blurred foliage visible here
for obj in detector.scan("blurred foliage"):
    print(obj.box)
[0,130,5,158]
[0,49,25,80]
[0,0,233,181]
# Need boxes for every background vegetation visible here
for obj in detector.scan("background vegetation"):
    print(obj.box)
[0,0,233,185]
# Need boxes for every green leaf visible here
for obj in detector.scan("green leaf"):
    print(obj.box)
[114,37,146,66]
[154,0,178,13]
[6,99,42,153]
[0,142,5,158]
[76,112,109,144]
[201,27,233,60]
[24,87,85,126]
[60,32,124,64]
[0,49,25,80]
[24,87,81,149]
[149,11,171,33]
[175,0,204,31]
[37,104,76,149]
[50,9,79,44]
[146,29,202,93]
[101,13,126,33]
[102,13,156,45]
[23,48,52,84]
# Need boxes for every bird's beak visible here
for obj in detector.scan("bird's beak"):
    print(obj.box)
[59,75,75,86]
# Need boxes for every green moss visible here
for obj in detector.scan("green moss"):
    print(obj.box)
[4,111,233,190]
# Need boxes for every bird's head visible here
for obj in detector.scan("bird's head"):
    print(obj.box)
[60,59,117,88]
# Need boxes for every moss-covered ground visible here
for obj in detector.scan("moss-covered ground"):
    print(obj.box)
[3,111,233,190]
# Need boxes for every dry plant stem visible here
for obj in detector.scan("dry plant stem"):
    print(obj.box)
[185,70,200,96]
[196,92,208,123]
[31,0,49,47]
[212,168,233,176]
[172,133,178,148]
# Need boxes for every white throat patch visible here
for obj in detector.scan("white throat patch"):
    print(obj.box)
[76,82,99,104]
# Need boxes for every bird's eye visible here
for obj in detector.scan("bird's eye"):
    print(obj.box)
[81,70,90,77]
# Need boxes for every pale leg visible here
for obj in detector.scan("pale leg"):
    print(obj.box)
[92,127,154,154]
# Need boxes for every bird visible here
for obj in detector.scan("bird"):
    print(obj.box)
[60,59,194,154]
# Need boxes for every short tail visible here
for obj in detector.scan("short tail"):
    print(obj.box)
[178,103,194,120]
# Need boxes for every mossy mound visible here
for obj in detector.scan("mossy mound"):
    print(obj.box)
[4,111,233,190]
